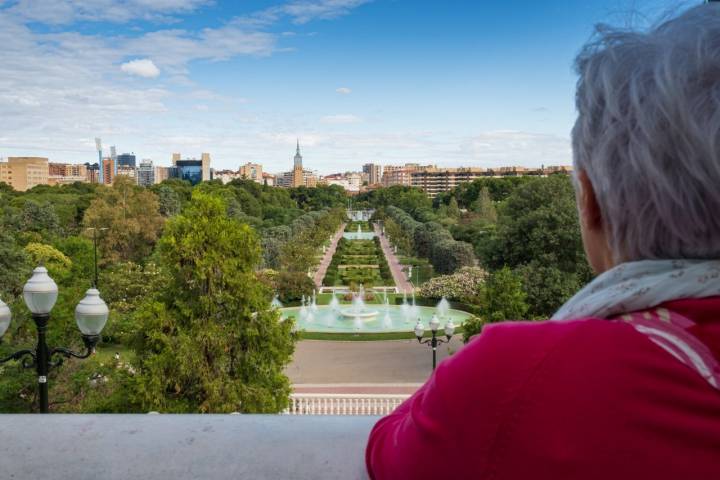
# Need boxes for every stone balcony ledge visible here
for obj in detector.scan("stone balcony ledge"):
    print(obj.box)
[0,414,377,479]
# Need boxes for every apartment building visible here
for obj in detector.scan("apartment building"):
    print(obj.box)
[0,157,49,191]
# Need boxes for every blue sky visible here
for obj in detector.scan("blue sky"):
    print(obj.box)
[0,0,694,173]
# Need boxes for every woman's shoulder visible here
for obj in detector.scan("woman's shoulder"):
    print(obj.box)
[437,318,647,406]
[457,317,637,368]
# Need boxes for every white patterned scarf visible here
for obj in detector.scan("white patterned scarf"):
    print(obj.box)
[552,260,720,321]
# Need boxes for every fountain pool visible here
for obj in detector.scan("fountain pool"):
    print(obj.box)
[279,304,473,333]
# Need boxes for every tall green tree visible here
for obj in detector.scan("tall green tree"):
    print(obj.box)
[130,193,296,413]
[83,176,164,264]
[471,187,497,223]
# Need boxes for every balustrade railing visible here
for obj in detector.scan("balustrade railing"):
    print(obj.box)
[285,393,408,415]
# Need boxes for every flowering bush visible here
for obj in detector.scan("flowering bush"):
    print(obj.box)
[418,266,486,303]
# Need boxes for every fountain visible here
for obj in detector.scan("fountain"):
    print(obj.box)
[401,292,410,322]
[329,291,340,311]
[436,296,450,319]
[409,293,420,321]
[310,290,319,313]
[271,295,283,309]
[340,285,378,322]
[357,225,362,234]
[299,297,308,321]
[280,293,472,334]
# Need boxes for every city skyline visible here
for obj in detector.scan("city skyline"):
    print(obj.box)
[0,0,689,174]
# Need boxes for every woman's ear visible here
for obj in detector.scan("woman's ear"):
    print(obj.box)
[578,170,603,231]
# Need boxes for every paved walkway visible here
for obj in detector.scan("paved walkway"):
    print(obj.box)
[313,223,347,288]
[373,223,413,293]
[286,338,465,386]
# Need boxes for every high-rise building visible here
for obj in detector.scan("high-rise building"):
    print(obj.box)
[382,163,435,187]
[116,165,137,183]
[48,162,87,185]
[117,153,137,168]
[102,157,115,185]
[363,163,383,185]
[154,166,171,184]
[95,138,103,184]
[137,160,155,187]
[410,167,487,197]
[239,162,263,182]
[0,157,49,191]
[292,140,304,187]
[171,153,211,185]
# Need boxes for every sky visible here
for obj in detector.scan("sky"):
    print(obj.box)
[0,0,697,174]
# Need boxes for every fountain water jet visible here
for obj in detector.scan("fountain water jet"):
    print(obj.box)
[340,285,378,321]
[271,295,283,309]
[437,296,450,319]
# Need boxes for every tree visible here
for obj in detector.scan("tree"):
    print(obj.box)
[447,196,461,219]
[0,231,30,298]
[130,193,296,413]
[516,261,584,318]
[21,200,61,238]
[493,176,585,273]
[479,267,528,323]
[471,187,497,223]
[155,185,181,217]
[83,176,164,264]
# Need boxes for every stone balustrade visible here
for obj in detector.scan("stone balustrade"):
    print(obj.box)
[286,393,409,415]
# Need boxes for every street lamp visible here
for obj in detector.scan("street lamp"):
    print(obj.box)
[415,315,455,370]
[0,266,109,413]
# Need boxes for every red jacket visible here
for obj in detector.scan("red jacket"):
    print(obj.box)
[366,297,720,479]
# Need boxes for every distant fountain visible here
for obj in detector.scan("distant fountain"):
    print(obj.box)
[401,292,410,322]
[310,290,319,313]
[382,298,392,329]
[409,293,420,321]
[271,295,283,309]
[340,285,378,321]
[357,225,362,234]
[329,291,340,311]
[299,297,308,321]
[436,296,450,319]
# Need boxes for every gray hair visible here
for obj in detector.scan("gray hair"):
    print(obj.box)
[572,4,720,262]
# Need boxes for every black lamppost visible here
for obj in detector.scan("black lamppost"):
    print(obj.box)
[414,314,455,371]
[0,266,110,413]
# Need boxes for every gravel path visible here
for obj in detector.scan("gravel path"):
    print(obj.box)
[373,223,413,293]
[286,337,465,385]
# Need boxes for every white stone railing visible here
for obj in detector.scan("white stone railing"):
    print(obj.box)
[285,393,408,415]
[0,414,377,479]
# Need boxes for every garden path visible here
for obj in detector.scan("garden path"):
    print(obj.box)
[287,337,465,386]
[374,223,414,293]
[313,223,347,288]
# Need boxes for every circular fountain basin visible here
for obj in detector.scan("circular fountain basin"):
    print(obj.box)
[339,309,379,320]
[280,304,473,333]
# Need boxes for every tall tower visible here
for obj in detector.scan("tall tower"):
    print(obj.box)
[201,153,211,182]
[294,139,303,168]
[292,139,304,187]
[95,137,103,184]
[110,146,118,176]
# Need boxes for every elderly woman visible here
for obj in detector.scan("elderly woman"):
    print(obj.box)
[366,5,720,479]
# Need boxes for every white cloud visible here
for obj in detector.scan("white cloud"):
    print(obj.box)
[121,58,160,78]
[462,130,572,167]
[5,0,211,24]
[335,87,352,94]
[234,0,372,28]
[321,114,362,124]
[282,0,372,24]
